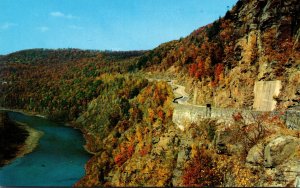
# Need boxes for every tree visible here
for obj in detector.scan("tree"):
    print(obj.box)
[214,63,224,83]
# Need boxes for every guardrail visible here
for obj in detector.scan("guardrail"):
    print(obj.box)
[284,110,300,129]
[172,104,300,130]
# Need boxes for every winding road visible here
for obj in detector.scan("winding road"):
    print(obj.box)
[147,77,300,130]
[147,78,203,130]
[148,79,190,104]
[169,81,190,104]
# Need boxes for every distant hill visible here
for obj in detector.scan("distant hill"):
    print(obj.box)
[0,48,146,65]
[0,48,147,119]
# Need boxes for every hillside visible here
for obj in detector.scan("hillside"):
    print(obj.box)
[140,0,300,110]
[0,49,147,120]
[0,0,299,187]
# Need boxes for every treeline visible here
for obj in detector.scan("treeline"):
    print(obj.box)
[0,48,146,65]
[102,50,147,61]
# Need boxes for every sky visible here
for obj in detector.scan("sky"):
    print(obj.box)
[0,0,238,55]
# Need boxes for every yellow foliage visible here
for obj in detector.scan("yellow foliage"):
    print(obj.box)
[190,143,198,158]
[147,108,155,123]
[135,125,143,143]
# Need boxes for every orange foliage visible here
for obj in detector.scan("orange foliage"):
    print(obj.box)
[114,143,135,167]
[182,148,223,187]
[139,144,151,157]
[148,108,155,123]
[189,57,206,80]
[157,109,164,120]
[210,80,217,88]
[214,63,224,83]
[232,112,243,121]
[189,63,197,77]
[230,112,284,157]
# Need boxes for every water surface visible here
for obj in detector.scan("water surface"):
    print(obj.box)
[0,111,91,186]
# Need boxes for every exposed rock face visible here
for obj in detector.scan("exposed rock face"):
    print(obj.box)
[246,135,300,186]
[253,80,282,111]
[264,136,298,167]
[142,0,300,110]
[171,133,193,186]
[73,0,300,186]
[246,143,264,166]
[220,0,300,109]
[263,158,300,187]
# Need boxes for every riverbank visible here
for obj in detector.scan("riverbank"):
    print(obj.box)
[0,111,91,186]
[0,107,95,179]
[1,107,94,154]
[65,122,97,155]
[0,107,47,119]
[0,111,44,166]
[14,121,44,160]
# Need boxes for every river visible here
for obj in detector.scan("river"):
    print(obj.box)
[0,111,91,186]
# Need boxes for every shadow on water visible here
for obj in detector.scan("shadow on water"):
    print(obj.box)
[0,111,91,186]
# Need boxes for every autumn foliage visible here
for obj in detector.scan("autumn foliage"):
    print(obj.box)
[114,143,135,167]
[139,144,151,157]
[188,57,206,80]
[230,112,286,158]
[182,148,223,187]
[0,49,145,121]
[214,63,224,82]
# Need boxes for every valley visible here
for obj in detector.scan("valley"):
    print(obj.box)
[0,0,300,187]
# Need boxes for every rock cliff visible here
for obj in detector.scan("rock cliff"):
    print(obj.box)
[141,0,300,110]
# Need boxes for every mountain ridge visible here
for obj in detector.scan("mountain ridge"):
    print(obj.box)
[137,0,299,110]
[0,0,299,187]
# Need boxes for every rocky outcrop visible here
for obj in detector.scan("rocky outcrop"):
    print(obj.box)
[246,143,264,166]
[253,80,282,111]
[142,0,300,110]
[246,135,300,186]
[58,0,300,186]
[264,136,298,167]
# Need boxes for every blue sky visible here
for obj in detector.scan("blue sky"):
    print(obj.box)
[0,0,238,55]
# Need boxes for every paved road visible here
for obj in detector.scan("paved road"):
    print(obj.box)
[148,77,300,130]
[147,77,206,107]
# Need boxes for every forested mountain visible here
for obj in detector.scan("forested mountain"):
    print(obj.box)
[139,0,300,109]
[2,0,299,112]
[0,0,299,187]
[0,49,147,120]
